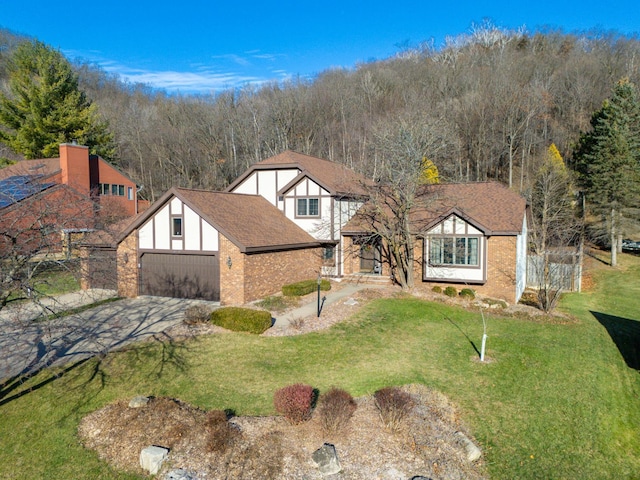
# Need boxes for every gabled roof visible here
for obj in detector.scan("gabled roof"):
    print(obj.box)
[227,150,369,197]
[119,187,320,253]
[343,182,527,236]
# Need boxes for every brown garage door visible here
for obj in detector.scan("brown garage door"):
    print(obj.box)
[140,253,220,301]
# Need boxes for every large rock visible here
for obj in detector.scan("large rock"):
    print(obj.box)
[312,443,341,475]
[129,395,150,408]
[140,445,169,475]
[165,469,198,480]
[455,431,482,462]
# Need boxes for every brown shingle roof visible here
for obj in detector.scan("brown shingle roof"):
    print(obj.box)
[344,182,527,236]
[0,158,61,181]
[233,150,369,196]
[119,187,319,252]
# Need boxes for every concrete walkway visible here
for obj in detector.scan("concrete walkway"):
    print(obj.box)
[272,283,382,328]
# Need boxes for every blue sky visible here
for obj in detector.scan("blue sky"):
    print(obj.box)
[2,1,639,94]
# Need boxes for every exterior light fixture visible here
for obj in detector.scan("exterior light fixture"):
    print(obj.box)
[226,255,232,269]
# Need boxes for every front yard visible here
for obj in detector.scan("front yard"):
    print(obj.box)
[0,254,639,479]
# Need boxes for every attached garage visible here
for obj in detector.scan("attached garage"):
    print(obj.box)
[139,253,219,301]
[116,187,321,305]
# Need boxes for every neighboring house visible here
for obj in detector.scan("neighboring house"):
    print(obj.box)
[342,182,528,303]
[227,150,368,277]
[0,143,146,260]
[0,143,145,218]
[114,187,321,304]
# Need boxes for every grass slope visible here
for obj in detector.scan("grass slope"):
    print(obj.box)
[0,255,639,479]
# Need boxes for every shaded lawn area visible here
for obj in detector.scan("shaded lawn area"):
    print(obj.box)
[0,256,639,479]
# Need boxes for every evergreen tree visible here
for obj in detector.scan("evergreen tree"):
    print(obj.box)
[0,40,114,159]
[574,78,640,266]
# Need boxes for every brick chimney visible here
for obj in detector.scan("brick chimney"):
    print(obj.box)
[59,143,91,195]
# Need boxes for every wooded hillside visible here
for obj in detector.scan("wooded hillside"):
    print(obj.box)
[1,25,639,203]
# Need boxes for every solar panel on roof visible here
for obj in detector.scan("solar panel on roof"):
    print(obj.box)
[0,175,55,209]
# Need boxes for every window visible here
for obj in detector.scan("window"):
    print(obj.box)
[127,186,133,200]
[99,183,110,195]
[322,246,335,266]
[429,237,479,266]
[111,184,118,195]
[118,185,125,196]
[172,217,183,237]
[296,198,319,217]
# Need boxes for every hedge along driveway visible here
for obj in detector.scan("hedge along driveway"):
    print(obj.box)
[0,295,220,382]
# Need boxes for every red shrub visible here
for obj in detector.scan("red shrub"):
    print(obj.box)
[317,387,357,436]
[273,383,315,423]
[373,386,414,432]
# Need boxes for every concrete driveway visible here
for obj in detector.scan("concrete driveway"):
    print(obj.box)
[0,291,219,382]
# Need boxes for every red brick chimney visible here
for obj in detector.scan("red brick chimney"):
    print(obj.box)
[59,143,91,195]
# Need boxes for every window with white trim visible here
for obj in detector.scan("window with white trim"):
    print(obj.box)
[172,217,183,237]
[296,197,319,217]
[429,237,479,266]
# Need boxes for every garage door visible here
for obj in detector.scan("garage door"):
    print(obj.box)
[140,253,220,301]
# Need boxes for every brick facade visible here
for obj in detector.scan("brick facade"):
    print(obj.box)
[243,247,321,304]
[117,232,139,298]
[219,235,245,305]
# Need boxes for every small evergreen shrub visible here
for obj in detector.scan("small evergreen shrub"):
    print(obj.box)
[210,307,272,334]
[373,386,414,432]
[183,304,213,325]
[444,286,458,297]
[273,383,315,423]
[459,288,476,300]
[317,387,357,436]
[204,409,238,453]
[282,279,331,297]
[431,286,442,294]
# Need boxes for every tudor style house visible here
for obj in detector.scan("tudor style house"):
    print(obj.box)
[105,150,528,305]
[226,150,368,277]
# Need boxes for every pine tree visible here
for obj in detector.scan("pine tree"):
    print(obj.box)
[574,78,640,266]
[0,40,114,159]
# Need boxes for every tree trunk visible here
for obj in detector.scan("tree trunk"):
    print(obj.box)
[610,207,617,267]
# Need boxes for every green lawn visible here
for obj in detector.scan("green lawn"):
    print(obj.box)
[1,254,639,479]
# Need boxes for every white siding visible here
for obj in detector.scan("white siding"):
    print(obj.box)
[154,205,170,250]
[139,220,154,249]
[515,214,528,302]
[202,221,218,251]
[233,172,258,195]
[257,170,278,205]
[184,205,201,250]
[170,197,182,214]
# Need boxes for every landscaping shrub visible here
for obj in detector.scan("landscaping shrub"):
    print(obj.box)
[210,307,272,334]
[204,409,238,453]
[282,278,331,297]
[444,286,458,297]
[273,384,315,423]
[373,386,414,432]
[183,304,213,325]
[255,295,298,312]
[431,286,442,294]
[317,387,357,436]
[459,288,476,300]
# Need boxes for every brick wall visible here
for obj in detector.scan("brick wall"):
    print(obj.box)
[117,232,138,298]
[483,236,517,303]
[244,247,321,303]
[219,235,245,305]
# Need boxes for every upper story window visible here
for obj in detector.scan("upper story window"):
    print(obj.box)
[429,236,479,266]
[98,183,127,197]
[172,217,183,237]
[296,197,319,217]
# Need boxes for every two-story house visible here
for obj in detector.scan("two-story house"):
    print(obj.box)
[226,150,369,277]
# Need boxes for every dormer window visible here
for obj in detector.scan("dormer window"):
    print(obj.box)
[296,197,319,217]
[172,217,183,237]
